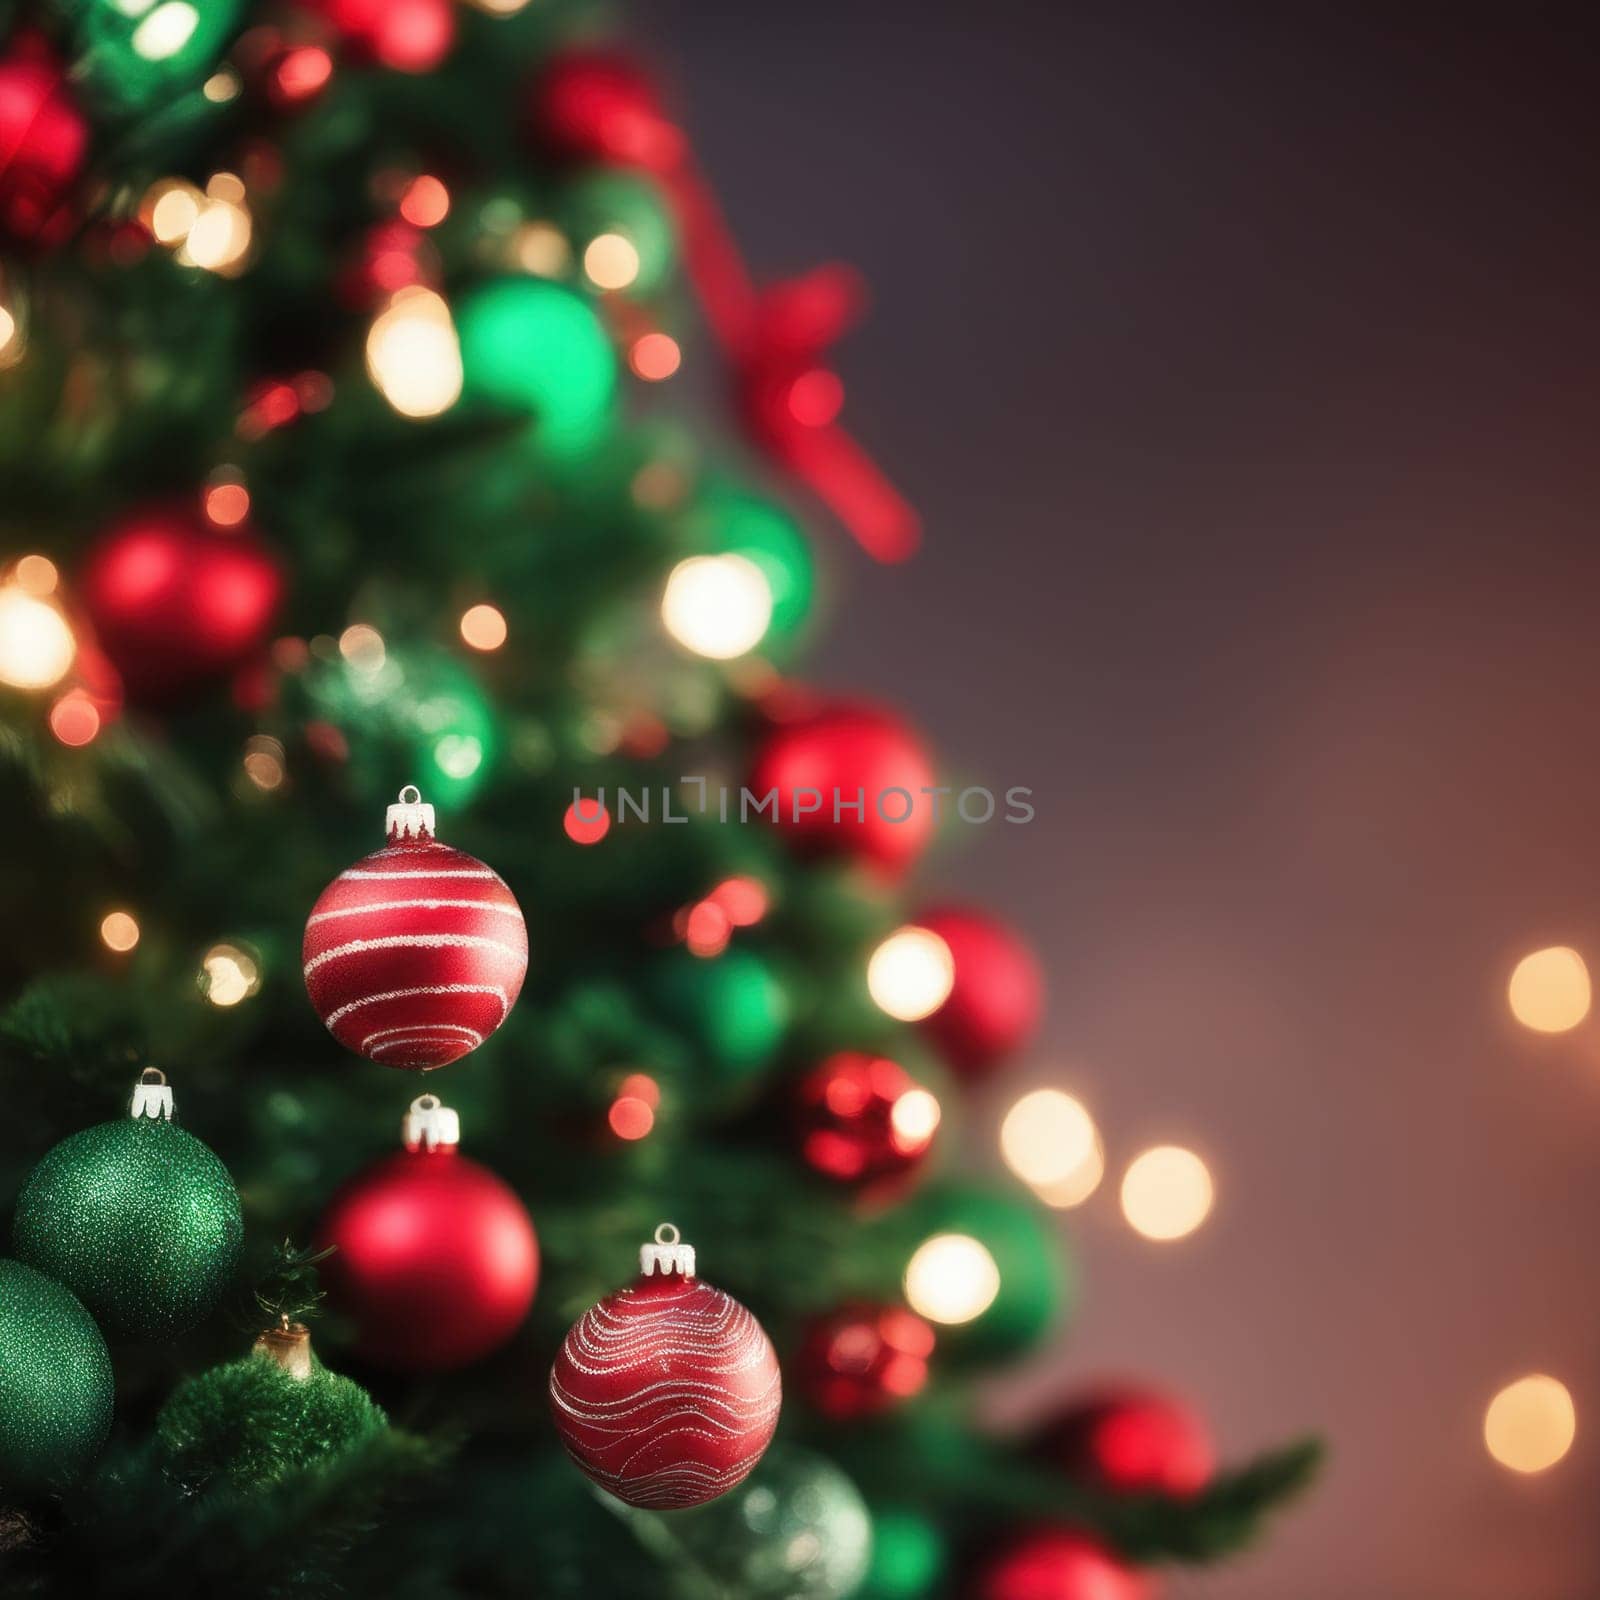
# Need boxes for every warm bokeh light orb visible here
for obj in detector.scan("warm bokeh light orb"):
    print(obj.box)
[903,1233,1001,1325]
[99,911,140,953]
[13,556,57,596]
[459,603,508,651]
[867,926,955,1021]
[1485,1375,1576,1474]
[582,231,640,290]
[1508,946,1591,1034]
[201,943,260,1006]
[366,287,463,418]
[660,554,773,660]
[564,799,610,844]
[1121,1146,1214,1241]
[1001,1089,1098,1189]
[630,332,681,381]
[49,691,101,747]
[0,587,76,689]
[338,623,386,673]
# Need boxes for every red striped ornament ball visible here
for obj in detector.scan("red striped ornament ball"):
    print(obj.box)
[549,1224,782,1509]
[303,789,527,1069]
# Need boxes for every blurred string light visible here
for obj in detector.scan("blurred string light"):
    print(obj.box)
[867,926,955,1022]
[903,1233,1000,1326]
[608,1072,660,1141]
[201,942,260,1006]
[338,623,387,673]
[514,221,571,278]
[242,734,285,791]
[203,472,250,528]
[399,175,450,229]
[564,798,610,845]
[629,332,681,381]
[1508,946,1590,1034]
[131,1,201,63]
[49,690,101,747]
[99,911,140,953]
[201,67,241,103]
[1001,1089,1104,1208]
[0,273,22,369]
[0,575,76,690]
[464,0,533,14]
[583,231,640,291]
[660,554,773,660]
[139,173,254,275]
[1121,1146,1214,1241]
[1484,1375,1575,1473]
[459,603,508,651]
[366,286,463,418]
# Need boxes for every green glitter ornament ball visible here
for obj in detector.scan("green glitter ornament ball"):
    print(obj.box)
[0,1259,114,1492]
[157,1336,387,1493]
[13,1116,243,1341]
[665,1446,873,1600]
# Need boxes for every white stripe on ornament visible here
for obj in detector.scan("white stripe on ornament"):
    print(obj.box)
[339,868,499,881]
[360,1022,484,1051]
[303,933,525,977]
[322,983,510,1029]
[308,898,523,924]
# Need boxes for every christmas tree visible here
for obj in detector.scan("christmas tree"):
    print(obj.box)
[0,4,1316,1596]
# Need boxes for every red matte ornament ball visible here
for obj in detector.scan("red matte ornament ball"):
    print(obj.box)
[1035,1388,1215,1499]
[915,906,1043,1075]
[795,1303,934,1420]
[0,40,89,246]
[748,700,937,876]
[975,1530,1153,1600]
[796,1051,939,1185]
[315,0,454,74]
[303,809,527,1070]
[316,1139,537,1371]
[79,510,283,705]
[550,1234,781,1509]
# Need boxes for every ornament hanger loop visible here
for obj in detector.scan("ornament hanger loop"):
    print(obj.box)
[387,785,436,841]
[404,1093,460,1152]
[641,1221,696,1278]
[130,1068,175,1122]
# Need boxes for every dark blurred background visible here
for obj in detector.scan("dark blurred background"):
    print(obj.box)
[648,5,1600,1597]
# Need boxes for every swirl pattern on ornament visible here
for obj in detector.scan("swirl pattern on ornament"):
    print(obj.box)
[550,1275,782,1509]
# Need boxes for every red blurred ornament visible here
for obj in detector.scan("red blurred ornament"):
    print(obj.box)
[528,49,918,560]
[0,39,89,247]
[914,906,1042,1075]
[303,788,527,1069]
[314,0,454,74]
[337,218,439,309]
[795,1303,934,1420]
[79,508,283,704]
[549,1222,781,1508]
[748,700,937,875]
[316,1093,538,1371]
[1035,1388,1215,1499]
[796,1051,939,1185]
[975,1530,1153,1600]
[529,49,684,171]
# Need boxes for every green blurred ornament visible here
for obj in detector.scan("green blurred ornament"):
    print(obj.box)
[692,485,814,638]
[559,170,676,296]
[12,1071,243,1341]
[664,1445,872,1600]
[157,1323,387,1493]
[457,278,617,455]
[0,1260,114,1492]
[858,1504,946,1600]
[304,641,497,808]
[650,946,789,1092]
[899,1181,1069,1362]
[69,0,244,114]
